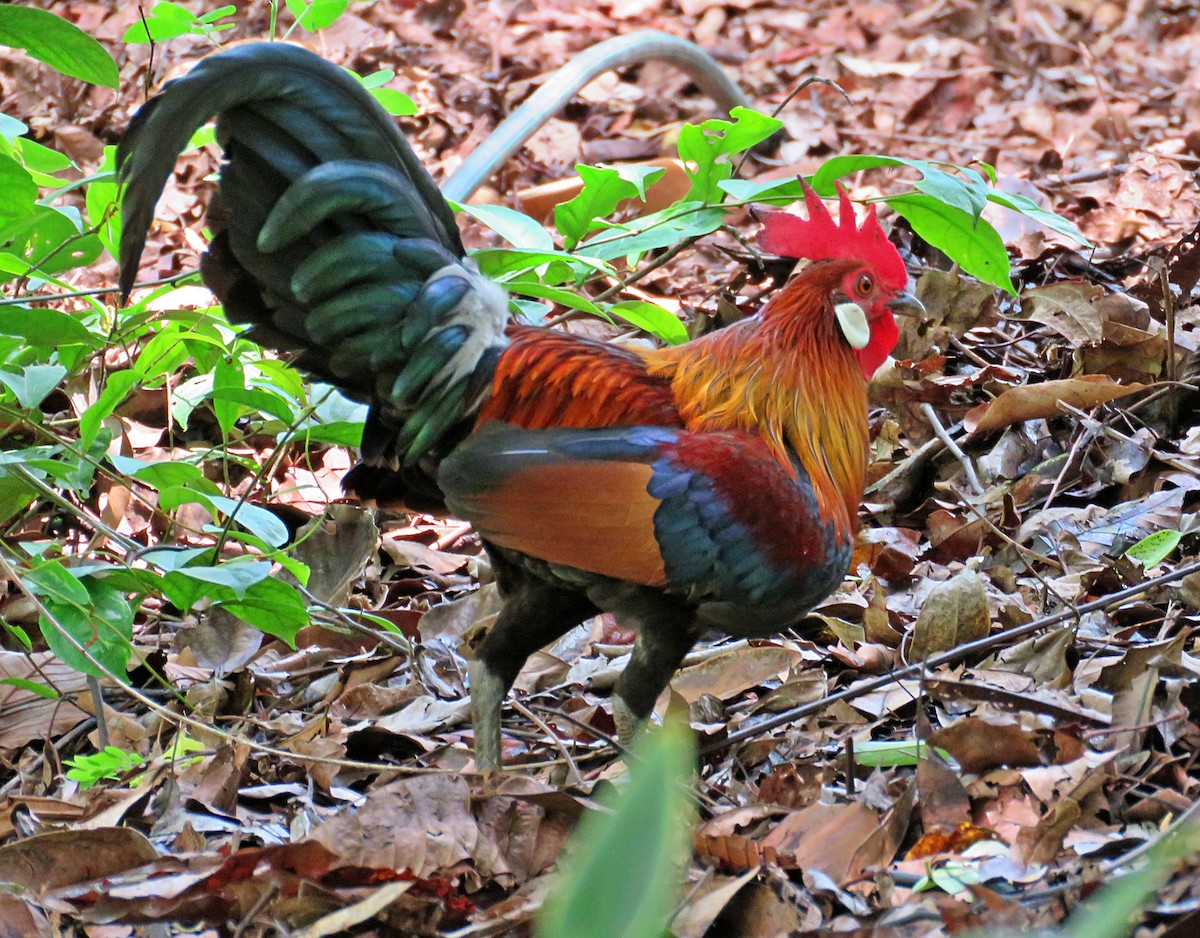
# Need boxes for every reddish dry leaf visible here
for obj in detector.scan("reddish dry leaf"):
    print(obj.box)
[854,527,922,581]
[965,376,1148,433]
[758,800,882,880]
[905,823,1004,860]
[929,718,1045,774]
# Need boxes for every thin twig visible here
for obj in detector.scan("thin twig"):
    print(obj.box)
[919,403,984,495]
[510,699,585,787]
[706,556,1200,754]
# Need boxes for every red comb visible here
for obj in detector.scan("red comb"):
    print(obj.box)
[759,180,908,291]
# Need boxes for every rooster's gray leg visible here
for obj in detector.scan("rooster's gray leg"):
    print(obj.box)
[470,568,596,771]
[611,618,699,749]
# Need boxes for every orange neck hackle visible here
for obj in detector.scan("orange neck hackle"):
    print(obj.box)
[641,262,870,542]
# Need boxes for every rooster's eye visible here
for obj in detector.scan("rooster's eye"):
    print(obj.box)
[855,274,873,296]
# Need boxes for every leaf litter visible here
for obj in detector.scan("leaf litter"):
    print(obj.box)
[3,0,1200,935]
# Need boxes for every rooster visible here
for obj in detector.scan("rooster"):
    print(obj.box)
[117,43,921,770]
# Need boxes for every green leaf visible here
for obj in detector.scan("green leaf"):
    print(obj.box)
[0,114,27,143]
[208,386,299,426]
[174,560,273,597]
[369,87,418,116]
[1124,529,1182,567]
[507,279,604,316]
[471,247,615,284]
[199,4,238,24]
[6,205,104,275]
[555,164,663,250]
[0,472,36,527]
[0,154,37,228]
[718,177,808,206]
[286,0,350,31]
[0,305,97,348]
[211,358,244,437]
[854,739,950,768]
[885,192,1016,295]
[581,203,725,262]
[85,149,122,258]
[214,576,309,646]
[40,580,133,681]
[0,677,59,699]
[0,364,66,408]
[677,107,781,203]
[110,456,206,491]
[536,717,696,938]
[79,370,139,449]
[140,546,212,573]
[123,2,199,43]
[457,203,554,251]
[24,559,90,607]
[204,495,290,549]
[986,190,1091,246]
[609,300,688,345]
[15,137,72,174]
[814,154,988,220]
[0,6,118,88]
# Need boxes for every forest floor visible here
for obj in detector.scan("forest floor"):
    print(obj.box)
[2,0,1200,935]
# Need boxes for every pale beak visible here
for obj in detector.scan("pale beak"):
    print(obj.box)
[888,291,925,319]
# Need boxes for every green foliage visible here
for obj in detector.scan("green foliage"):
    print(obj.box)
[854,739,951,768]
[65,746,145,787]
[462,104,1083,335]
[286,0,351,32]
[123,3,237,44]
[0,6,118,88]
[537,717,697,938]
[65,734,206,787]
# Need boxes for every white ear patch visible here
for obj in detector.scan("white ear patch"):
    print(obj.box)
[834,302,870,350]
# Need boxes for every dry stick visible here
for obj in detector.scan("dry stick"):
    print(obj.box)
[1057,399,1197,476]
[509,699,585,787]
[919,404,983,496]
[703,557,1200,754]
[1158,259,1180,430]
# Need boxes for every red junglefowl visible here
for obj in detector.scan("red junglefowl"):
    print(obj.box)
[117,43,921,770]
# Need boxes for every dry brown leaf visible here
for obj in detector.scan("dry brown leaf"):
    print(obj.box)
[917,753,972,831]
[1017,281,1107,347]
[909,568,990,660]
[758,800,882,880]
[0,828,159,890]
[0,652,90,750]
[1013,796,1081,868]
[965,376,1148,433]
[670,645,802,703]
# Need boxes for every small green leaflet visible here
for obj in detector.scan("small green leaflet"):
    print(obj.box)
[1124,529,1182,567]
[854,739,951,768]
